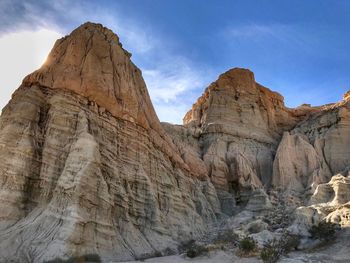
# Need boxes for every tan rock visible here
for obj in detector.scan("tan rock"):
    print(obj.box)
[273,100,350,193]
[289,174,350,236]
[183,68,319,194]
[1,20,350,263]
[0,23,220,262]
[272,132,331,193]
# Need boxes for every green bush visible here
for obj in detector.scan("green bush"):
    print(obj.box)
[238,236,256,254]
[310,221,339,241]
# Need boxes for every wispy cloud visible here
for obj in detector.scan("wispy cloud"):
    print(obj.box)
[225,23,310,49]
[143,58,204,103]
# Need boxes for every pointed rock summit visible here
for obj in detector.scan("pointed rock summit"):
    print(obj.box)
[0,23,219,262]
[24,22,158,129]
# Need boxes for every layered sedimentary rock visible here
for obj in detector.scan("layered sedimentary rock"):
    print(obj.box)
[1,20,350,263]
[272,132,332,193]
[181,68,319,213]
[0,23,220,262]
[272,94,350,193]
[180,67,350,205]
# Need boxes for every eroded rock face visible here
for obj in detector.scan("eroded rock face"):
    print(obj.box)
[272,132,332,193]
[1,21,350,263]
[289,174,350,237]
[0,23,220,262]
[183,69,319,192]
[178,68,321,213]
[272,98,350,193]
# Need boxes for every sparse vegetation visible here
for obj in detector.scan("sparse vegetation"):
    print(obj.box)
[309,221,339,242]
[260,232,300,263]
[237,236,257,256]
[260,239,281,263]
[264,190,295,230]
[179,239,209,258]
[186,243,209,258]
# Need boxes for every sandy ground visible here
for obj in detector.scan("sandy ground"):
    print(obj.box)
[117,229,350,263]
[120,250,260,263]
[280,228,350,263]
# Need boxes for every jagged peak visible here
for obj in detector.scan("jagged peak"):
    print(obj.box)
[21,22,157,129]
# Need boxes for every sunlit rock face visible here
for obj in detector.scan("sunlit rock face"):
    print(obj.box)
[1,21,350,263]
[181,68,319,211]
[288,173,350,237]
[172,68,350,218]
[0,23,220,262]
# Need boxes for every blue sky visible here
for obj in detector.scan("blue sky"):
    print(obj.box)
[1,0,349,123]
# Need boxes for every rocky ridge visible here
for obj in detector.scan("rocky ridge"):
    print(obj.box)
[0,22,349,262]
[0,23,220,262]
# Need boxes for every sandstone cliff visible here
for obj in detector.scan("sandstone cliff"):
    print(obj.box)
[273,93,350,194]
[177,68,321,214]
[0,23,220,262]
[1,21,350,263]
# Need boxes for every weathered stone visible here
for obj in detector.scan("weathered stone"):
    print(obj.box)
[0,23,220,262]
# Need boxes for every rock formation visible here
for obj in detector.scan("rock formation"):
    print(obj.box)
[179,68,321,214]
[0,21,350,263]
[272,94,350,194]
[289,173,350,237]
[0,23,220,262]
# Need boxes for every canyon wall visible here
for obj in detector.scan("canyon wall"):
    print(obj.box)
[0,22,349,262]
[0,23,220,262]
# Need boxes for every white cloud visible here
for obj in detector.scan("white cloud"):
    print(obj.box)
[0,29,62,112]
[143,58,203,103]
[142,59,206,124]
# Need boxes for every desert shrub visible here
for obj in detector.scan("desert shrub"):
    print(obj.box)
[238,236,256,252]
[259,232,300,263]
[263,190,294,230]
[309,221,339,241]
[179,239,209,258]
[260,239,283,263]
[238,236,256,255]
[178,239,195,253]
[185,243,209,258]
